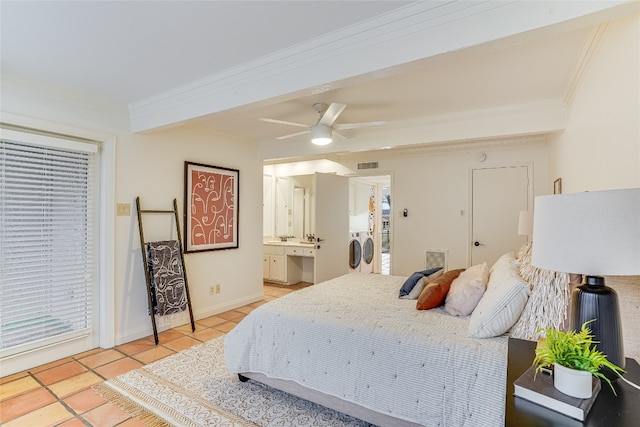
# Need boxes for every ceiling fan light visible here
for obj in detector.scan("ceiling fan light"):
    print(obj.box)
[311,124,332,145]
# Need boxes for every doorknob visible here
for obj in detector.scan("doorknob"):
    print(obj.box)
[474,241,481,247]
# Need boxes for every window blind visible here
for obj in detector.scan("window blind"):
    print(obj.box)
[0,134,97,358]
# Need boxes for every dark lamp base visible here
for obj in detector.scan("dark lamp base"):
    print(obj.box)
[571,275,625,380]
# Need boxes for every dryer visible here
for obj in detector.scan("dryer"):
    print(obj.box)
[361,231,374,273]
[348,231,362,273]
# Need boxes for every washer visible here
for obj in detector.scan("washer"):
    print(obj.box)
[348,231,362,273]
[361,231,374,273]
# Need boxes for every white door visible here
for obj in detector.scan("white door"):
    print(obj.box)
[314,173,349,283]
[471,166,529,266]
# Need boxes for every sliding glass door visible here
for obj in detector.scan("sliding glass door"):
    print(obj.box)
[0,129,100,373]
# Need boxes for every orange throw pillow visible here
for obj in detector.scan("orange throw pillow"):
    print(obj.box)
[416,269,465,310]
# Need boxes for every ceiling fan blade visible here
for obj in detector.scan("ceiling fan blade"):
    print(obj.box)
[276,130,310,140]
[259,117,308,128]
[334,120,387,130]
[332,130,347,140]
[318,103,346,126]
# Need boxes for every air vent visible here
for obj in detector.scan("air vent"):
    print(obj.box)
[357,162,379,170]
[426,249,448,271]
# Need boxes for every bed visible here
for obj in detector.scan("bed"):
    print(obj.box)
[224,273,509,426]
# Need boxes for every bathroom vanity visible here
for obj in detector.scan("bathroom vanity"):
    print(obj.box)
[263,171,350,285]
[263,241,316,285]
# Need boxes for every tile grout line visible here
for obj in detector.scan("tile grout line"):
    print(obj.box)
[2,284,306,426]
[21,367,94,426]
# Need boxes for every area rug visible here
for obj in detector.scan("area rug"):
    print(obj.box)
[94,336,371,426]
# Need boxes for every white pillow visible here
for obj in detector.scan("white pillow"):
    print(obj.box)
[444,262,489,316]
[468,253,531,338]
[402,269,444,300]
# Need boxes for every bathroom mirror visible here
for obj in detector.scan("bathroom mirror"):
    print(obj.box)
[275,176,291,237]
[268,174,314,239]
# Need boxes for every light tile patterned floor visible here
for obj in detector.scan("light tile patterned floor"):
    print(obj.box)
[0,282,311,427]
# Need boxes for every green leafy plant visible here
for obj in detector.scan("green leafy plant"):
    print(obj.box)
[533,320,625,394]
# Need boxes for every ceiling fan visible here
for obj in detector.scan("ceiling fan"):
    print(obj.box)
[259,102,387,145]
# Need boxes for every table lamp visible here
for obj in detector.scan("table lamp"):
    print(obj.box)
[531,188,640,378]
[517,210,534,238]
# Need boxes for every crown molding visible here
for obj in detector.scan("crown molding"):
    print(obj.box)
[129,1,634,133]
[336,135,549,163]
[263,134,548,166]
[263,153,342,167]
[1,71,130,133]
[563,22,610,107]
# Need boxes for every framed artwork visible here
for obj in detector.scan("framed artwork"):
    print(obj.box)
[184,161,239,252]
[554,178,562,195]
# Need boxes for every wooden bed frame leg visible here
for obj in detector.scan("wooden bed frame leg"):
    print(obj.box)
[238,374,249,382]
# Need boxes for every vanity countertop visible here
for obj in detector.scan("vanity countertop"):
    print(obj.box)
[263,240,315,247]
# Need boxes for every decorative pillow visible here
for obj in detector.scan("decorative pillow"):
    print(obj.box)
[398,267,443,298]
[402,268,444,300]
[468,253,531,338]
[510,243,570,340]
[416,269,465,310]
[444,263,489,316]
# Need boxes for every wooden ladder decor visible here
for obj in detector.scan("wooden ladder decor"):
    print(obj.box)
[135,197,195,344]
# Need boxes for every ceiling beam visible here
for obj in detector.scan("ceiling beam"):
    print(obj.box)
[258,99,567,160]
[129,1,636,133]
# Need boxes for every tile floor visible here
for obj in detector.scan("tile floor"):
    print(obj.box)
[0,282,311,427]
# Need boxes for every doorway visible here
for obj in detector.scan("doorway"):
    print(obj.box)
[470,165,530,266]
[381,184,391,274]
[349,174,392,275]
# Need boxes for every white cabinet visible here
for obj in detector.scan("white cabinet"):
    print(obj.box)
[285,246,302,256]
[263,255,269,278]
[264,244,315,284]
[284,246,315,257]
[263,245,287,283]
[266,255,286,282]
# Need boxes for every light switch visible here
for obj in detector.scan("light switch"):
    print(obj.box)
[116,203,131,216]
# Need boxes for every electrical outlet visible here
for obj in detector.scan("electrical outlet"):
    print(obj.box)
[116,203,131,216]
[209,285,215,295]
[215,284,221,294]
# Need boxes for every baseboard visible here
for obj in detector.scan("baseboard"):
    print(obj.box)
[115,292,264,346]
[194,292,264,320]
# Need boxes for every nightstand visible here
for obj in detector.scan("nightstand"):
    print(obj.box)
[505,338,640,426]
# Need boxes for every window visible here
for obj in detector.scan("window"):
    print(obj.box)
[0,129,99,359]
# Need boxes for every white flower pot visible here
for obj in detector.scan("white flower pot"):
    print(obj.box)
[553,362,593,399]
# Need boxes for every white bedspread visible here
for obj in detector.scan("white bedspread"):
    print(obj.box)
[225,274,508,426]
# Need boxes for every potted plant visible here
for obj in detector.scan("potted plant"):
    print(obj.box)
[533,320,625,398]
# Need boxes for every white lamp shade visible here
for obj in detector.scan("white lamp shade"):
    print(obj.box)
[311,124,332,145]
[531,188,640,276]
[517,210,533,237]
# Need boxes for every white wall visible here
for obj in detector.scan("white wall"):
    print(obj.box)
[340,141,549,276]
[1,76,264,346]
[549,14,640,193]
[546,14,640,360]
[114,128,263,344]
